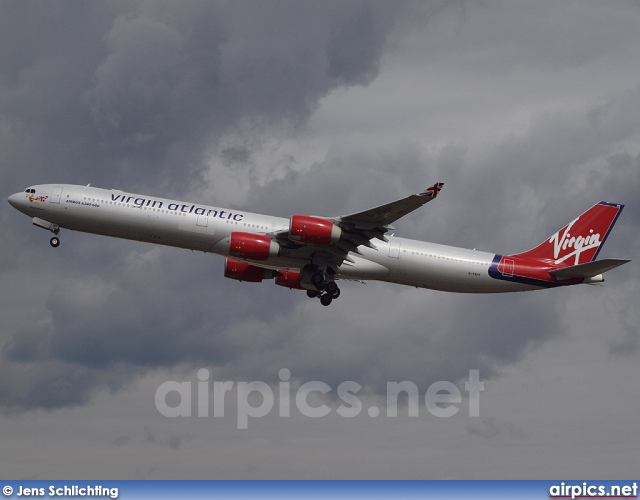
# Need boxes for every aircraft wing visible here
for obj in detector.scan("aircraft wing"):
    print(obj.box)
[337,182,444,229]
[273,183,444,267]
[328,182,444,264]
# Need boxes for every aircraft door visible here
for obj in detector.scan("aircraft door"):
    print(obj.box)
[388,241,400,259]
[498,258,514,276]
[49,186,63,204]
[196,214,208,227]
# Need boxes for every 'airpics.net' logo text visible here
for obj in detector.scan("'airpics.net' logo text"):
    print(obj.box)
[155,369,485,429]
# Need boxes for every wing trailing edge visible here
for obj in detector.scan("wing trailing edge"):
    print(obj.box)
[338,182,444,227]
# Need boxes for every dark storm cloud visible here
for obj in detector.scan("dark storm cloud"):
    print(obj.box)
[242,139,436,220]
[0,0,409,411]
[414,84,640,259]
[1,1,405,195]
[0,245,299,410]
[231,33,640,400]
[204,287,565,401]
[1,0,639,428]
[599,151,640,248]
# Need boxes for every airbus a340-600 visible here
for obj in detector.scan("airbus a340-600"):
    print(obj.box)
[8,182,629,306]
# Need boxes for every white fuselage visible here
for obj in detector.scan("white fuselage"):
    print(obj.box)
[8,184,539,294]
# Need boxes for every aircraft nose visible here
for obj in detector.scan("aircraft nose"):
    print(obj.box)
[7,192,22,209]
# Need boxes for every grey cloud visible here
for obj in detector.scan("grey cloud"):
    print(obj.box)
[1,0,410,411]
[1,1,405,196]
[221,146,252,167]
[143,426,182,450]
[416,2,640,74]
[243,140,436,219]
[112,435,131,446]
[0,359,122,410]
[610,329,639,357]
[467,416,527,440]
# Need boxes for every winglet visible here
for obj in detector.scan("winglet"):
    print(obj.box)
[418,182,444,198]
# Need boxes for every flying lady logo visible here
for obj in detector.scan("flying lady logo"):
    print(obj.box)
[27,193,48,206]
[548,217,601,266]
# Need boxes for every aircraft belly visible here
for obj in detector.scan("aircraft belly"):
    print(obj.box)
[396,258,490,292]
[360,238,538,293]
[336,255,390,280]
[391,258,537,293]
[47,202,223,252]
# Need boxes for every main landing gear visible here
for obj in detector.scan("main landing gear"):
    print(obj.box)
[306,270,341,306]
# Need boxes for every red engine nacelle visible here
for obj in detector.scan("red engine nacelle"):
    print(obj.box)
[224,259,273,282]
[274,270,305,290]
[229,232,279,260]
[289,215,342,245]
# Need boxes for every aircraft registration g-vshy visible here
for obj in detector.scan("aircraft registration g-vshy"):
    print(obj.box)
[8,183,630,306]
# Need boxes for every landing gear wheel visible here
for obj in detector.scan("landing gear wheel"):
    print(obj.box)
[50,236,60,248]
[311,272,325,289]
[320,294,333,306]
[306,290,320,299]
[324,281,340,299]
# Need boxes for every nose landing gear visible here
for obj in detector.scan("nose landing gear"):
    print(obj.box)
[49,225,60,248]
[31,218,61,248]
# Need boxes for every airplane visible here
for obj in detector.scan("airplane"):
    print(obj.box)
[7,182,630,306]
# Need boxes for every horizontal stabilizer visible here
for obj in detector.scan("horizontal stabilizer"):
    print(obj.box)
[549,259,631,278]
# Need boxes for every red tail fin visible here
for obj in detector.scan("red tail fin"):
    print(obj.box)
[513,202,624,266]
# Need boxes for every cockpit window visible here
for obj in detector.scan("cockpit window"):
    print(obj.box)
[25,188,36,193]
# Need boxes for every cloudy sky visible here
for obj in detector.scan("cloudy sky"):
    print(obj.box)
[1,0,639,479]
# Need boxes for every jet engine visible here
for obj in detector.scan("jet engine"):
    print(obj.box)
[224,259,274,282]
[229,232,279,260]
[289,215,342,245]
[274,270,304,290]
